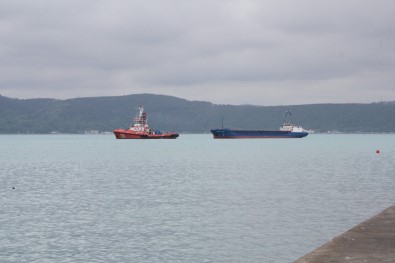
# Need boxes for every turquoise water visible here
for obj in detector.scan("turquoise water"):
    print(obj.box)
[1,134,394,262]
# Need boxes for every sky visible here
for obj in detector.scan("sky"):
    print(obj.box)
[1,0,395,106]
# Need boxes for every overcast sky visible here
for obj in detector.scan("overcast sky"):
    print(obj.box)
[1,0,394,105]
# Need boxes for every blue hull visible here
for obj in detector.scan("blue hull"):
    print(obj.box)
[210,129,308,139]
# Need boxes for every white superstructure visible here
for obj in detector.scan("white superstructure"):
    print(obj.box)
[279,110,308,133]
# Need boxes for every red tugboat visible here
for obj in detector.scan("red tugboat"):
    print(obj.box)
[113,106,179,139]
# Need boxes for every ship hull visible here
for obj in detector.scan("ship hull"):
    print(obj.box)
[210,129,308,139]
[114,129,179,139]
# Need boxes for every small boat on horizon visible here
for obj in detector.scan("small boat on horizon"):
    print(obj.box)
[113,106,179,139]
[210,110,309,139]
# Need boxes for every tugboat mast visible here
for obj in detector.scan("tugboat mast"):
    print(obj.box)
[134,105,148,127]
[139,105,144,117]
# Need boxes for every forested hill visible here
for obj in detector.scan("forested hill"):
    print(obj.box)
[0,94,394,134]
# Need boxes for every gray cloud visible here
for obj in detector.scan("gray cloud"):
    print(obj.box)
[1,0,394,105]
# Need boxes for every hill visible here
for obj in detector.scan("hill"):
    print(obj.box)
[0,94,394,133]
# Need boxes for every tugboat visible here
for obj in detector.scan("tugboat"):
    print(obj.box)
[210,109,308,139]
[114,106,179,139]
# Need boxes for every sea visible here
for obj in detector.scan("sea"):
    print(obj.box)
[1,134,394,263]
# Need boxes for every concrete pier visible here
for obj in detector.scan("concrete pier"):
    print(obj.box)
[295,204,395,262]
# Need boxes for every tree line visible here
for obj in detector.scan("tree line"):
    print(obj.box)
[1,94,394,134]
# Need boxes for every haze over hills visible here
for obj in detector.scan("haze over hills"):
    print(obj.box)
[0,94,394,134]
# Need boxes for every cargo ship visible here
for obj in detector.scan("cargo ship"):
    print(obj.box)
[210,110,308,139]
[114,106,179,139]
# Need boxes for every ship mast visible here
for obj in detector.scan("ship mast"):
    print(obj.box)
[133,105,148,129]
[283,109,293,125]
[139,106,148,126]
[139,105,144,118]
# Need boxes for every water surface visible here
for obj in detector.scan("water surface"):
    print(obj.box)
[1,134,394,262]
